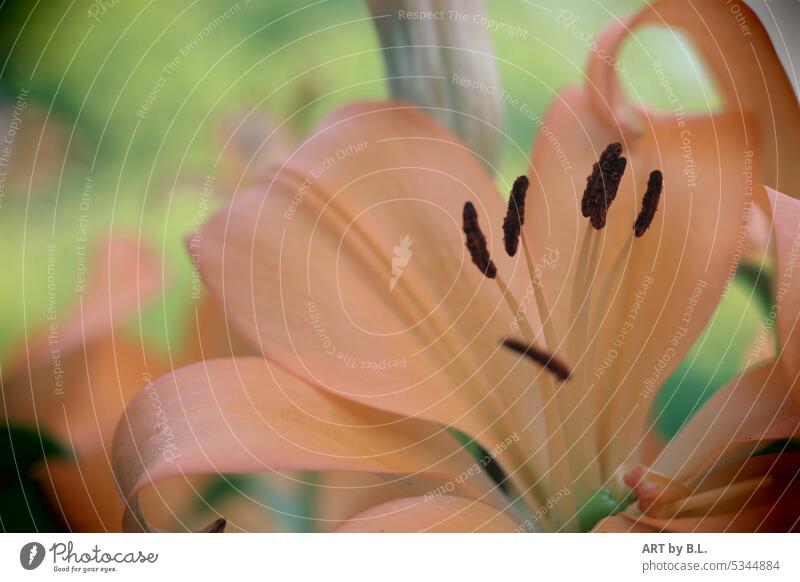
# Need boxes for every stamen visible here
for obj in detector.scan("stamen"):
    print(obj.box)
[463,201,497,278]
[498,172,561,353]
[581,143,627,230]
[503,175,529,256]
[462,200,537,342]
[520,233,559,353]
[587,235,634,465]
[502,337,572,381]
[494,276,538,342]
[633,170,663,237]
[566,145,631,495]
[564,226,605,498]
[590,171,661,471]
[568,226,599,360]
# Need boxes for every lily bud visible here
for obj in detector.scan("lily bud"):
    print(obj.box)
[367,0,504,174]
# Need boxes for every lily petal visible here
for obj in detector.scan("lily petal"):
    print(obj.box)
[586,0,800,196]
[756,185,800,388]
[334,495,519,532]
[599,452,800,532]
[654,362,800,482]
[112,357,505,531]
[596,509,786,533]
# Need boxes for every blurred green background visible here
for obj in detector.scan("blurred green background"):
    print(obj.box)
[0,0,770,531]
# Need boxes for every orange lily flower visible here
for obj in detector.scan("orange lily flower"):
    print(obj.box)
[112,0,800,532]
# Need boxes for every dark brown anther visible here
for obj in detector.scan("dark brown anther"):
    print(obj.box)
[581,142,627,230]
[581,163,601,218]
[463,201,497,278]
[633,170,663,237]
[203,518,227,533]
[502,337,571,381]
[503,175,529,257]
